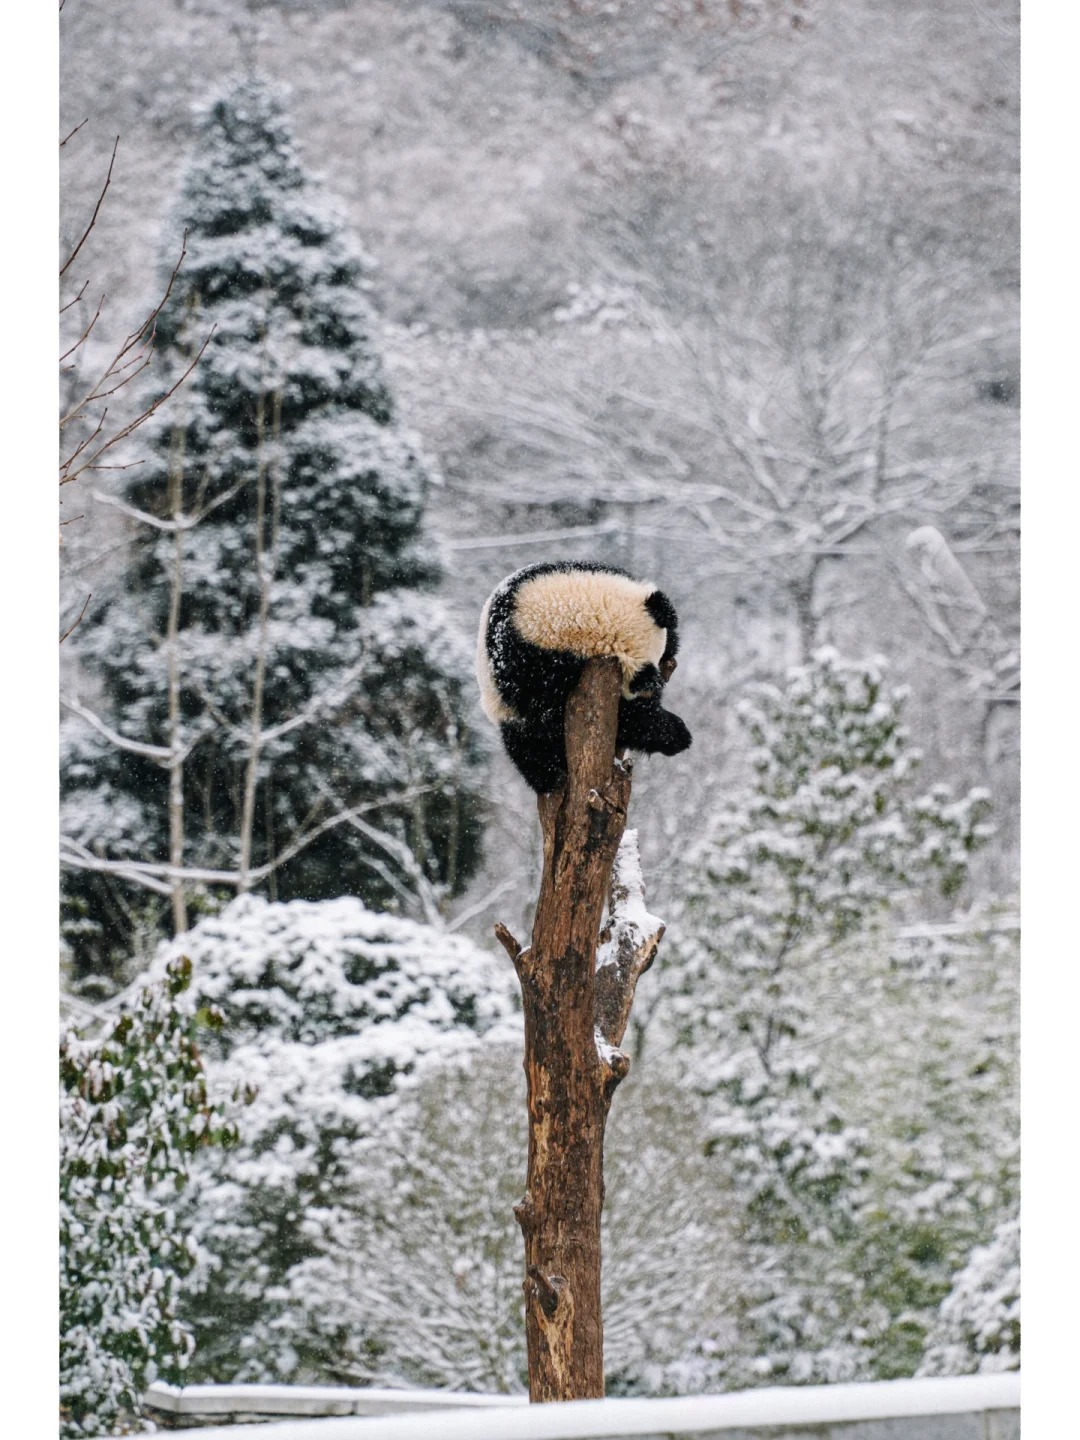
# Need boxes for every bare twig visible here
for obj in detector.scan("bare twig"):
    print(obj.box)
[60,224,212,492]
[60,134,118,279]
[59,593,92,645]
[59,116,88,148]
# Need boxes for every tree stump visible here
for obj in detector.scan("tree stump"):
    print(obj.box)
[495,656,666,1401]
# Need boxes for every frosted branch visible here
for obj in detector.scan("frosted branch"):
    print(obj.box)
[91,478,250,534]
[594,828,666,1064]
[60,792,437,895]
[61,694,178,762]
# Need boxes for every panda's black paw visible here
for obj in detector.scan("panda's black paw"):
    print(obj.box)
[653,712,692,756]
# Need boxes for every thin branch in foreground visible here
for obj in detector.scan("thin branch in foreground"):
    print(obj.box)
[60,134,118,279]
[59,293,106,366]
[59,227,210,491]
[60,116,89,148]
[59,594,92,646]
[59,278,91,319]
[60,320,214,489]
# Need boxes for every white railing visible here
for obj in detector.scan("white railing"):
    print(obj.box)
[144,1371,1019,1438]
[145,1381,529,1418]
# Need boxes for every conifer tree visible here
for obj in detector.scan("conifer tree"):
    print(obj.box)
[61,77,487,980]
[666,648,994,1386]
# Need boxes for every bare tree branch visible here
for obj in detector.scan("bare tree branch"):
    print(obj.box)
[60,134,118,279]
[59,594,92,646]
[59,694,208,764]
[59,222,214,492]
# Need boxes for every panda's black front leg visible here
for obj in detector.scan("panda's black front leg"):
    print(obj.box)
[500,719,569,794]
[617,693,692,758]
[627,662,664,696]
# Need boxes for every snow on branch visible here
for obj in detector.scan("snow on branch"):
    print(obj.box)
[60,789,442,900]
[594,827,665,1067]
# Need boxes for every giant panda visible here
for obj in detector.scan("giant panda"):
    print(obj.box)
[476,560,692,793]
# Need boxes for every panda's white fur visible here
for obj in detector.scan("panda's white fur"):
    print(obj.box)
[512,568,666,693]
[476,561,690,793]
[475,569,664,723]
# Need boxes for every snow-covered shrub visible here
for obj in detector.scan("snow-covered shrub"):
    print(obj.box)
[290,1040,737,1395]
[59,956,236,1437]
[843,906,1019,1381]
[153,894,518,1382]
[919,1215,1020,1376]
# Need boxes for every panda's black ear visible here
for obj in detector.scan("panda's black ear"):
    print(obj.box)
[645,589,678,632]
[645,589,679,661]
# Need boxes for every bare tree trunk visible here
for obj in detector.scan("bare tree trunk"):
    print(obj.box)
[166,424,189,936]
[495,657,665,1401]
[238,389,282,893]
[789,565,819,662]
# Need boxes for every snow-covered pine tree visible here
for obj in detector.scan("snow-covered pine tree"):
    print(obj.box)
[665,648,994,1387]
[61,76,487,982]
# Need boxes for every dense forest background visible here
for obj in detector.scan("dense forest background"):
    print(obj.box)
[60,0,1019,931]
[57,0,1020,1432]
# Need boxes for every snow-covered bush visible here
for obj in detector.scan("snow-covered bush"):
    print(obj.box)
[59,956,236,1437]
[919,1215,1020,1376]
[843,905,1019,1381]
[290,1040,737,1395]
[152,894,518,1381]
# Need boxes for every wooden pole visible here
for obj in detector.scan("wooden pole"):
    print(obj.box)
[495,657,666,1401]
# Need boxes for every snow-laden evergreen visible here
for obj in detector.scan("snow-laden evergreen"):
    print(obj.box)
[60,76,488,982]
[660,649,997,1387]
[145,894,518,1382]
[59,958,236,1437]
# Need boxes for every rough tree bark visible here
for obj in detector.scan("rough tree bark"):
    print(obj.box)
[495,656,666,1402]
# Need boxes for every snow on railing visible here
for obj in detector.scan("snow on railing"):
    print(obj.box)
[145,1382,528,1418]
[144,1372,1019,1438]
